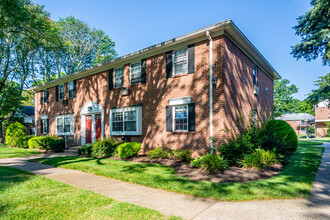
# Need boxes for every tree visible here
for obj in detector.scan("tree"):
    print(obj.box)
[291,0,330,66]
[55,16,117,75]
[296,99,314,115]
[307,73,330,104]
[273,79,299,117]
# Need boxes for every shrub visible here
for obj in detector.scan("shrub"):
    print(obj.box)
[173,149,192,162]
[200,153,228,172]
[118,142,141,159]
[91,138,118,157]
[190,157,202,168]
[148,146,171,159]
[78,145,93,156]
[5,122,27,148]
[263,120,298,156]
[239,149,277,170]
[28,136,58,150]
[49,139,65,152]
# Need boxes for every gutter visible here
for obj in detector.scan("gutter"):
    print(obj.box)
[206,31,214,151]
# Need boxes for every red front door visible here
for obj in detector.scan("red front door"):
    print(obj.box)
[86,115,92,143]
[95,114,101,140]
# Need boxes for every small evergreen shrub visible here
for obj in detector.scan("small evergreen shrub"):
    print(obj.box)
[190,157,202,168]
[78,145,93,156]
[28,136,58,150]
[263,120,298,156]
[91,138,118,157]
[118,142,141,159]
[49,139,65,152]
[239,149,277,170]
[200,153,228,172]
[173,149,192,162]
[5,122,27,148]
[148,147,171,159]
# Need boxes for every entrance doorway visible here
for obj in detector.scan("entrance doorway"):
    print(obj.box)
[86,115,92,143]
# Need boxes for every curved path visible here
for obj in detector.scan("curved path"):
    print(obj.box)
[0,143,329,220]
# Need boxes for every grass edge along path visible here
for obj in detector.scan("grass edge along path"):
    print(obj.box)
[0,146,41,159]
[31,144,324,202]
[0,166,179,220]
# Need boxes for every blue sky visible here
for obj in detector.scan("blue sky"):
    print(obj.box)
[34,0,329,100]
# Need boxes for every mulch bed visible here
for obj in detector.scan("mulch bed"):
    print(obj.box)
[110,155,283,183]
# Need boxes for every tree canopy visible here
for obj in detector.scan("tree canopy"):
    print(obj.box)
[273,79,299,117]
[307,73,330,104]
[291,0,330,66]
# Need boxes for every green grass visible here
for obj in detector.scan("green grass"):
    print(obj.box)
[313,137,330,142]
[0,146,41,159]
[32,144,324,201]
[0,166,178,220]
[298,139,324,145]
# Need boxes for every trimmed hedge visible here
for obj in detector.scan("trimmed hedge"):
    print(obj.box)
[78,145,93,156]
[118,142,141,159]
[49,139,65,152]
[5,122,27,148]
[91,138,119,157]
[28,136,59,150]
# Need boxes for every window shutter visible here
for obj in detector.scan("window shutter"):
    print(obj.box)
[73,80,77,97]
[188,103,195,131]
[47,118,49,133]
[109,69,114,90]
[40,92,43,105]
[166,105,172,132]
[40,119,43,135]
[46,89,49,103]
[141,59,146,84]
[188,44,195,74]
[166,51,173,78]
[55,86,59,101]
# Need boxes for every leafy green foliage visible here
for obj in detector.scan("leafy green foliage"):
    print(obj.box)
[5,122,27,147]
[91,138,119,157]
[273,79,299,117]
[291,0,330,65]
[307,73,330,105]
[78,145,93,156]
[28,136,59,150]
[148,147,172,159]
[173,149,192,162]
[49,139,65,152]
[239,149,278,170]
[200,153,228,172]
[190,157,202,168]
[117,142,141,159]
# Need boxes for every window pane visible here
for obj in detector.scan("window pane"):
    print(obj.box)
[174,105,188,131]
[124,121,136,131]
[130,62,141,84]
[174,49,188,75]
[113,122,123,131]
[57,118,64,132]
[113,112,123,122]
[114,67,124,88]
[115,77,123,88]
[68,82,74,90]
[124,110,136,121]
[64,125,70,132]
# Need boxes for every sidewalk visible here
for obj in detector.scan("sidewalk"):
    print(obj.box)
[0,143,329,220]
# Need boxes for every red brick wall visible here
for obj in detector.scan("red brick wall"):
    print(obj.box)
[286,120,303,134]
[315,107,330,121]
[316,122,328,138]
[35,35,274,154]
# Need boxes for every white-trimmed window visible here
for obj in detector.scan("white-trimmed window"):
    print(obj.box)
[41,115,48,134]
[130,62,141,85]
[56,114,74,135]
[110,106,142,135]
[173,105,188,131]
[173,48,188,75]
[68,81,75,98]
[59,84,65,100]
[114,67,124,88]
[253,65,258,86]
[43,90,48,103]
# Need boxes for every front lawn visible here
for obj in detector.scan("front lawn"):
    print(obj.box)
[0,146,41,159]
[313,137,330,142]
[298,139,324,145]
[0,166,177,219]
[32,144,324,201]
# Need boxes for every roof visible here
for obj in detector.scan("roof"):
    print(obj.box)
[23,106,35,116]
[276,113,315,121]
[28,20,281,92]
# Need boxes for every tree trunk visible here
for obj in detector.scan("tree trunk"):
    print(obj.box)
[0,119,3,143]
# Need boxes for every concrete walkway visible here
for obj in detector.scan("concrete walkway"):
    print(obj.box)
[0,143,329,220]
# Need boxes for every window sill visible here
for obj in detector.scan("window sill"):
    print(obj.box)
[172,73,189,78]
[110,131,141,136]
[56,132,74,136]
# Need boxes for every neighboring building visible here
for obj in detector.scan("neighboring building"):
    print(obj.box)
[28,20,280,154]
[22,106,35,135]
[315,100,329,138]
[276,113,315,134]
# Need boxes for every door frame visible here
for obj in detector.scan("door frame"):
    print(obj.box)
[80,101,104,145]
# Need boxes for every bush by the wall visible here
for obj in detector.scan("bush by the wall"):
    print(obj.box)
[263,120,298,156]
[91,138,118,157]
[239,149,277,170]
[118,142,141,159]
[5,122,27,148]
[78,145,93,156]
[49,139,65,152]
[190,157,202,168]
[148,147,172,159]
[28,136,58,150]
[200,153,228,172]
[173,149,192,162]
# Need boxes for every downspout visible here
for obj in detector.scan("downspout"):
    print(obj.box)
[206,31,213,150]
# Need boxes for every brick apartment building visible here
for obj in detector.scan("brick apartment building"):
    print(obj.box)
[315,100,329,138]
[29,20,280,154]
